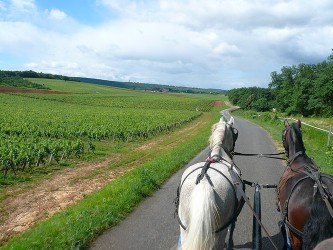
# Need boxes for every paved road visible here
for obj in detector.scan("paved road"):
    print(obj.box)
[228,115,284,249]
[89,113,285,250]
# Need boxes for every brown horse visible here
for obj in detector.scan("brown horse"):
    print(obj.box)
[277,120,333,250]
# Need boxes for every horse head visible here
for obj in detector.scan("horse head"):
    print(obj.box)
[282,119,305,160]
[209,116,238,161]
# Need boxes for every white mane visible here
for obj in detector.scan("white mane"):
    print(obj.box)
[209,116,234,159]
[209,122,226,154]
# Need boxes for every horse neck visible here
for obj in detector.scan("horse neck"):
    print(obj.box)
[288,144,313,168]
[287,126,306,159]
[209,122,233,163]
[210,146,232,164]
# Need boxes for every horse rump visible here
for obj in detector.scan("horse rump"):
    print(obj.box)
[181,178,219,250]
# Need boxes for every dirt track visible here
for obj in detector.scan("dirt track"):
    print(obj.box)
[0,87,71,94]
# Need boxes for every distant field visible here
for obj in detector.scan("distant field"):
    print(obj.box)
[27,78,123,94]
[0,79,225,178]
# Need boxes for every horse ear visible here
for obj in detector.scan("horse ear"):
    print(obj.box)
[284,119,289,128]
[297,120,301,128]
[228,116,234,126]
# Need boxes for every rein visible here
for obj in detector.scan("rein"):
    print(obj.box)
[295,166,333,218]
[226,150,284,249]
[286,151,304,166]
[232,151,286,160]
[195,155,222,185]
[236,180,279,250]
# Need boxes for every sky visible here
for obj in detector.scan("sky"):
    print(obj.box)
[0,0,333,90]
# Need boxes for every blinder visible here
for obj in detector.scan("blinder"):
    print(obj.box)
[225,119,238,142]
[232,127,238,142]
[282,127,289,157]
[229,127,238,154]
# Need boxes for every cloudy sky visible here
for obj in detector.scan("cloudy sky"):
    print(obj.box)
[0,0,333,90]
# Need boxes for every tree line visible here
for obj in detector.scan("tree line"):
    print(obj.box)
[227,53,333,117]
[0,70,79,90]
[0,71,48,89]
[0,70,78,81]
[0,70,226,94]
[76,77,226,94]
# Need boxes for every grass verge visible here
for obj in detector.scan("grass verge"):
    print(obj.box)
[2,109,221,250]
[232,109,333,175]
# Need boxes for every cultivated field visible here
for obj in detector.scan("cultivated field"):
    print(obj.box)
[0,79,227,248]
[0,79,218,177]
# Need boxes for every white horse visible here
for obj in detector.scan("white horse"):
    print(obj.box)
[175,116,244,250]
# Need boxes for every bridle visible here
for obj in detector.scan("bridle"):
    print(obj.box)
[222,123,238,157]
[282,126,291,158]
[231,127,238,151]
[282,125,304,165]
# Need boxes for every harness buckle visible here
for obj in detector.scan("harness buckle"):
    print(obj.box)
[313,183,318,197]
[206,157,216,163]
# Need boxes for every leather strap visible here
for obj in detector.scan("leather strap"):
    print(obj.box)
[235,182,279,250]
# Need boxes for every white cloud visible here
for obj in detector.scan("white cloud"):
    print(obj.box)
[1,0,333,89]
[48,9,67,21]
[0,22,40,54]
[97,0,156,18]
[11,0,36,11]
[0,0,37,21]
[0,1,5,11]
[212,42,240,57]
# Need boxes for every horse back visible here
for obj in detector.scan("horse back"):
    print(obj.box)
[179,162,242,229]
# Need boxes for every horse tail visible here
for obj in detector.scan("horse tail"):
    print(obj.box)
[302,193,333,250]
[181,178,219,250]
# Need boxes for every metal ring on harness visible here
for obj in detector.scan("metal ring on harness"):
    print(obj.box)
[174,164,245,234]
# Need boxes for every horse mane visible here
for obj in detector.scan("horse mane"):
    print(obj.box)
[291,122,306,153]
[302,194,333,250]
[209,121,226,155]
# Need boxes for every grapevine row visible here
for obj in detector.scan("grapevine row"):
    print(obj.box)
[0,89,214,176]
[0,136,91,176]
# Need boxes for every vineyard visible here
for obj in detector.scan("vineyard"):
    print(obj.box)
[0,79,220,177]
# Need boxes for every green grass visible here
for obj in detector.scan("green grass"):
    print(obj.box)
[232,109,333,175]
[2,109,220,250]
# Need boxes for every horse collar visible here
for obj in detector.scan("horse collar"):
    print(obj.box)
[287,151,304,166]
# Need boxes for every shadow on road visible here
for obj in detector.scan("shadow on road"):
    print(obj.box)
[233,232,284,250]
